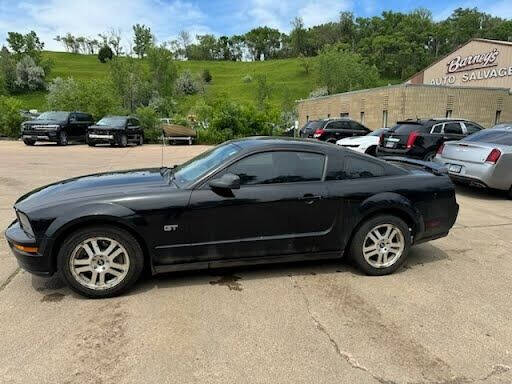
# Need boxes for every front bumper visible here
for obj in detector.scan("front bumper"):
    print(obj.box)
[4,221,54,276]
[22,131,59,142]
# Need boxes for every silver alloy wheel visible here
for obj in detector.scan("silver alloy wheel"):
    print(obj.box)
[60,131,68,145]
[121,135,128,147]
[363,224,405,268]
[69,237,130,290]
[424,152,435,161]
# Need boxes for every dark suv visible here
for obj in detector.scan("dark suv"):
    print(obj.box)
[376,118,484,161]
[87,116,143,147]
[21,111,93,146]
[300,118,371,143]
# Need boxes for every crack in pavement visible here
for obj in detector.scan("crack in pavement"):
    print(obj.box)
[290,276,511,384]
[0,267,21,293]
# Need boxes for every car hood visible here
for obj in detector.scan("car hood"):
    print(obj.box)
[15,168,171,213]
[336,136,378,145]
[24,119,66,126]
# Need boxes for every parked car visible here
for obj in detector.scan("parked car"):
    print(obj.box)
[300,118,371,142]
[87,116,143,147]
[5,137,459,298]
[376,118,484,161]
[434,123,512,198]
[21,111,93,146]
[336,128,389,156]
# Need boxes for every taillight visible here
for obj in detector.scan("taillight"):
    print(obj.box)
[406,132,419,149]
[485,148,501,164]
[437,143,445,155]
[313,129,324,138]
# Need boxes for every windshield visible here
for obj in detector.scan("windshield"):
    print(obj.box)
[464,129,512,145]
[368,128,388,136]
[97,117,127,127]
[173,143,241,187]
[303,121,325,131]
[36,112,69,121]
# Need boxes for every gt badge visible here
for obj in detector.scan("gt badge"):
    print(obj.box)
[164,225,179,232]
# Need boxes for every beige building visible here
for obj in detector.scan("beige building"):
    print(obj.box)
[297,39,512,130]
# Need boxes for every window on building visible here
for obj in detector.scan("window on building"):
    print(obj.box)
[340,112,349,117]
[446,110,453,118]
[495,110,501,125]
[225,151,325,186]
[327,114,331,118]
[360,112,365,125]
[382,110,388,128]
[306,115,309,122]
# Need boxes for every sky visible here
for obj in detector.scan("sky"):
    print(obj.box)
[0,0,511,52]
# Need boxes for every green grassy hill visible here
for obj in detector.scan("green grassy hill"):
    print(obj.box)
[17,51,399,113]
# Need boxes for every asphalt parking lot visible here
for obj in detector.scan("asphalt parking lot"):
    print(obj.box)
[1,141,511,384]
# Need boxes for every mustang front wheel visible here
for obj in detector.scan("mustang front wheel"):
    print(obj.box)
[58,226,144,298]
[350,215,411,275]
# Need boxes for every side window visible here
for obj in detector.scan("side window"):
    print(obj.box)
[444,122,463,135]
[465,123,482,134]
[225,151,325,186]
[431,124,443,134]
[69,113,77,122]
[326,156,385,180]
[326,121,341,130]
[349,121,365,131]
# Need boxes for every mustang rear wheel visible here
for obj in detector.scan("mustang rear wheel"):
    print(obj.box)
[58,226,144,298]
[349,215,411,275]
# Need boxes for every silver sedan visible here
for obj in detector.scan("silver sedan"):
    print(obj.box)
[434,123,512,199]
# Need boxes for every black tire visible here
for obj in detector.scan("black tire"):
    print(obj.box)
[423,151,436,162]
[508,186,512,200]
[58,131,68,146]
[365,146,377,157]
[23,139,36,146]
[138,135,144,146]
[88,140,95,147]
[349,215,411,276]
[326,138,337,144]
[57,226,144,298]
[119,134,128,148]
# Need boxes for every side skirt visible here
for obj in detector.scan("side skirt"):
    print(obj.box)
[153,251,342,274]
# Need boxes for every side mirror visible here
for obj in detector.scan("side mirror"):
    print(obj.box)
[209,173,240,190]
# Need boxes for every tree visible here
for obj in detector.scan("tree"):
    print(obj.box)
[254,73,272,110]
[98,46,113,63]
[132,24,154,58]
[109,56,152,111]
[0,96,24,137]
[244,27,281,60]
[109,29,123,55]
[0,47,17,94]
[316,44,379,94]
[228,35,245,61]
[146,46,177,97]
[7,31,44,62]
[178,30,191,58]
[290,17,307,56]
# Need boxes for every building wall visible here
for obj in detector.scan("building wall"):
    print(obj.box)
[297,84,512,130]
[412,39,512,89]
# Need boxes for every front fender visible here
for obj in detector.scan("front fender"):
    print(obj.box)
[45,202,138,240]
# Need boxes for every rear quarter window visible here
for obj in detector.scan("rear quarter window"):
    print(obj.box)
[326,154,401,181]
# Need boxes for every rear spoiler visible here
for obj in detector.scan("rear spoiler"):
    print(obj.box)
[382,156,448,176]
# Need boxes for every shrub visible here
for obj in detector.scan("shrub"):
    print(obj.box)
[47,77,122,120]
[175,70,202,95]
[196,128,231,145]
[242,74,252,83]
[135,106,161,143]
[98,46,113,63]
[0,96,24,138]
[309,87,328,98]
[201,69,212,83]
[15,56,45,92]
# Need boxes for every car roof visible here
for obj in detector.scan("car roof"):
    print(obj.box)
[395,118,474,127]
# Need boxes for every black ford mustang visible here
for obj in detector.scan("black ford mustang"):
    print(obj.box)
[5,137,459,298]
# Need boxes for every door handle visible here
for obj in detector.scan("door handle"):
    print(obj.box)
[301,194,322,204]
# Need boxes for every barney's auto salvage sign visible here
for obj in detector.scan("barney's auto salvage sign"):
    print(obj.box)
[430,48,512,85]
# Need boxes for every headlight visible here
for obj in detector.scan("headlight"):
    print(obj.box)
[17,211,35,238]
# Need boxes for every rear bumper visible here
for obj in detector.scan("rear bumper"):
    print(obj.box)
[433,156,508,191]
[4,221,54,277]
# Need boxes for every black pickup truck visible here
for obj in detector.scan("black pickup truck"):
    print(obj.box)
[21,111,94,146]
[376,119,484,161]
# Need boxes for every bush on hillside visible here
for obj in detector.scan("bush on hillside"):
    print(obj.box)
[242,74,252,83]
[175,70,203,95]
[15,56,45,92]
[135,105,161,143]
[98,46,113,63]
[0,96,24,137]
[201,69,212,83]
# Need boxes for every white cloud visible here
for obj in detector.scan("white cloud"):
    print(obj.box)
[1,0,209,51]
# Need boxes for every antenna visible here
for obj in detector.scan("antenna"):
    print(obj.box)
[161,126,165,168]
